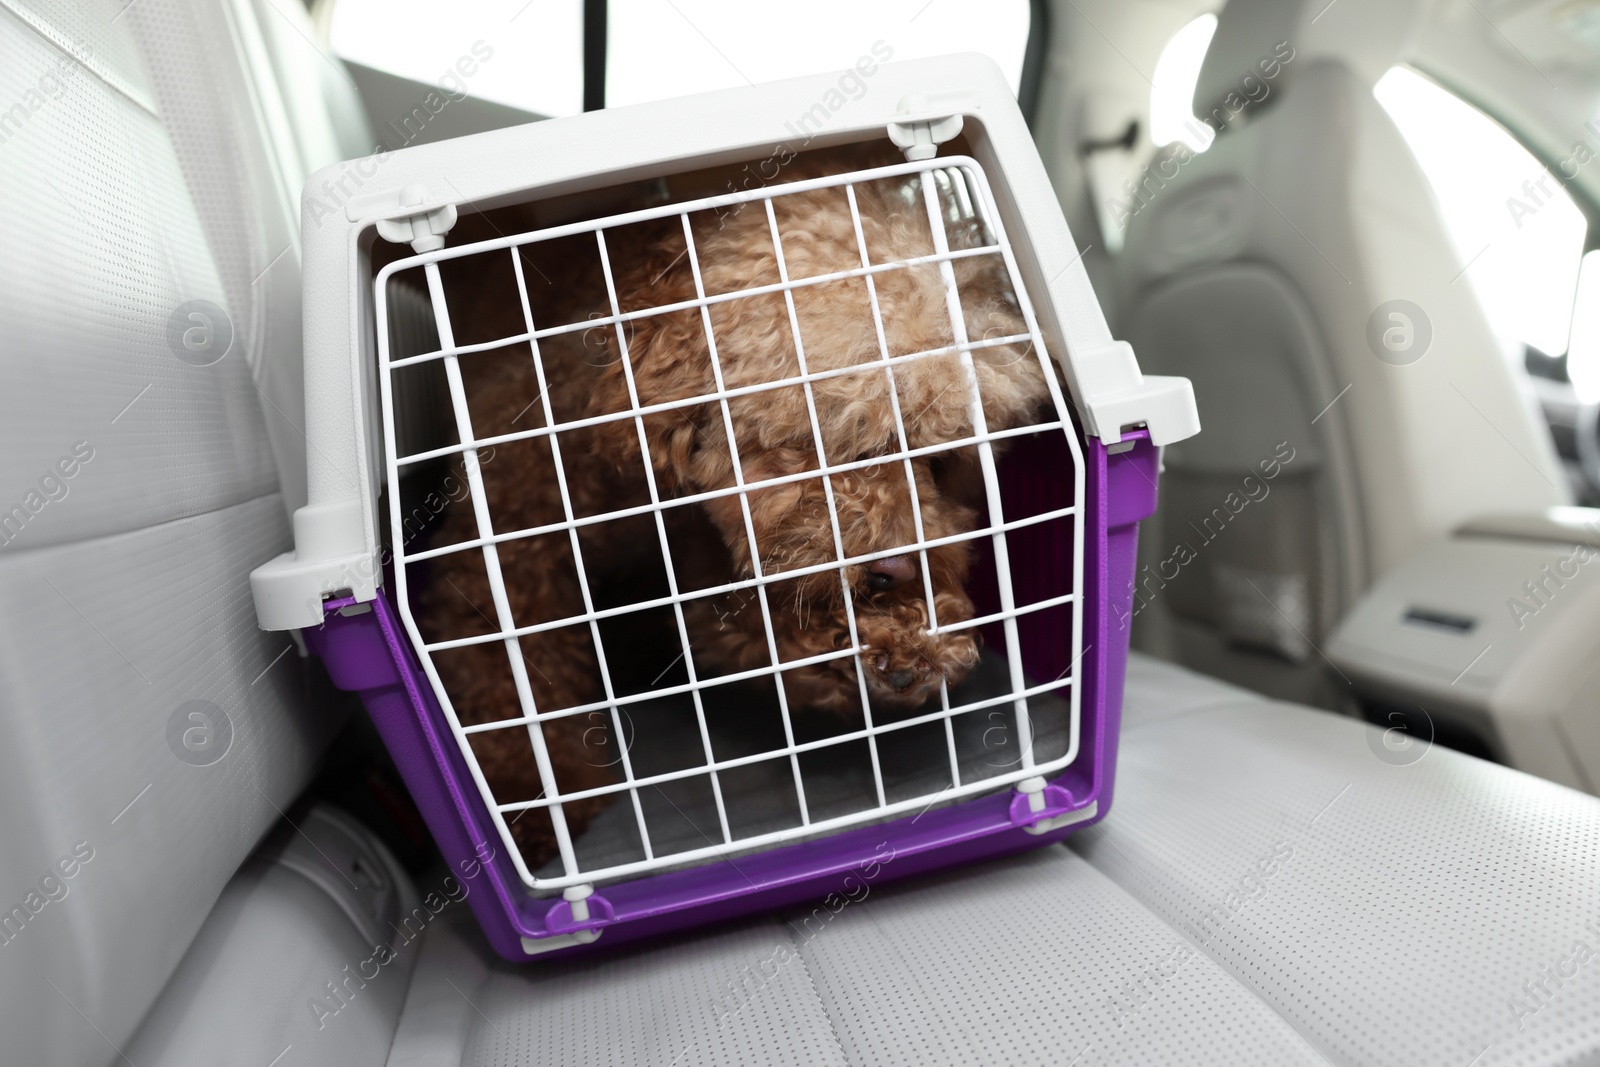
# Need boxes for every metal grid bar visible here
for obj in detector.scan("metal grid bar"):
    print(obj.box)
[843,182,964,796]
[971,160,1089,782]
[454,589,1077,735]
[401,416,1059,563]
[917,172,1034,771]
[375,155,1087,891]
[422,261,582,879]
[510,247,658,863]
[761,196,886,810]
[392,331,1038,467]
[379,292,562,891]
[592,229,735,849]
[493,674,1075,812]
[677,212,814,831]
[419,505,1076,654]
[384,243,1008,372]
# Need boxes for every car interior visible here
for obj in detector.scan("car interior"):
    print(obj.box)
[5,0,1600,1064]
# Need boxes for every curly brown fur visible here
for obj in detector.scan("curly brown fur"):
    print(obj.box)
[587,145,1050,713]
[414,316,643,869]
[417,144,1052,870]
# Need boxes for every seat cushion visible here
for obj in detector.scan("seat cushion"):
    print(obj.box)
[390,850,1323,1067]
[382,653,1600,1066]
[0,2,344,1062]
[1079,663,1600,1067]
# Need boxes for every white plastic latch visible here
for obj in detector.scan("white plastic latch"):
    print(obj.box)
[519,929,601,955]
[888,94,965,161]
[563,883,595,923]
[374,184,457,253]
[1016,775,1048,813]
[1064,340,1200,447]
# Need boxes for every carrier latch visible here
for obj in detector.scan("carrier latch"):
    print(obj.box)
[374,184,458,253]
[1010,777,1098,835]
[518,884,613,956]
[544,883,614,936]
[888,94,966,161]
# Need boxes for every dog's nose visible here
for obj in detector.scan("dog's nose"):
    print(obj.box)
[865,554,918,591]
[886,669,916,691]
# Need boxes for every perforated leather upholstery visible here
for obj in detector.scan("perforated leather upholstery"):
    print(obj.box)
[0,1,347,1062]
[372,653,1600,1066]
[1082,662,1600,1067]
[126,806,422,1067]
[8,1,1600,1062]
[1116,0,1566,705]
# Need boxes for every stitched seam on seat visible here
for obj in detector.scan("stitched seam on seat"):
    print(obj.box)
[1119,696,1263,733]
[0,488,285,560]
[0,0,159,115]
[792,900,995,1066]
[781,916,853,1066]
[1071,832,1342,1066]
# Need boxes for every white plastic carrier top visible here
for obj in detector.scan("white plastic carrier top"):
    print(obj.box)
[250,53,1198,632]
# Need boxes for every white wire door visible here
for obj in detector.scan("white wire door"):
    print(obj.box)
[374,155,1086,891]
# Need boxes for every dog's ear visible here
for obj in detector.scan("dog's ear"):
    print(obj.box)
[585,310,717,492]
[929,448,988,510]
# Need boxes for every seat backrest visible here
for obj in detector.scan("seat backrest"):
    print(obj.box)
[0,1,364,1061]
[1115,0,1566,705]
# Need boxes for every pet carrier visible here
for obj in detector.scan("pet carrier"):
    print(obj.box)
[251,54,1197,960]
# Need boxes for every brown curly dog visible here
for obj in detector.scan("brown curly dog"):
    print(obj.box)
[414,144,1052,871]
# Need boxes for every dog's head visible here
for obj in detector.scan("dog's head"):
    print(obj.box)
[582,168,1051,714]
[685,452,985,712]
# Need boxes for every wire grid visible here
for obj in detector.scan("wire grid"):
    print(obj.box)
[374,155,1087,891]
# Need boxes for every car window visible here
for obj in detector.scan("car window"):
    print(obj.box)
[1569,250,1600,400]
[1149,13,1218,154]
[1095,12,1216,249]
[607,0,1031,110]
[327,0,1032,118]
[329,0,587,118]
[1374,66,1589,366]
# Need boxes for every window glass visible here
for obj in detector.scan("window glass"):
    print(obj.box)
[330,0,585,118]
[1568,251,1600,401]
[606,0,1030,109]
[1374,67,1587,359]
[328,0,1031,119]
[1149,14,1217,153]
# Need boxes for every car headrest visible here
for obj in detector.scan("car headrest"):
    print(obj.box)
[1193,0,1423,129]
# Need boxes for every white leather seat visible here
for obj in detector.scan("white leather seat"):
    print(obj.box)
[1116,0,1566,707]
[367,653,1600,1067]
[7,2,1600,1065]
[118,652,1600,1067]
[0,0,350,1061]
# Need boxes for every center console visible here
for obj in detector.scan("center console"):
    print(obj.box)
[1327,508,1600,790]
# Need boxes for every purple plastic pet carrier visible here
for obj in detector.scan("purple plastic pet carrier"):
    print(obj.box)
[251,55,1196,960]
